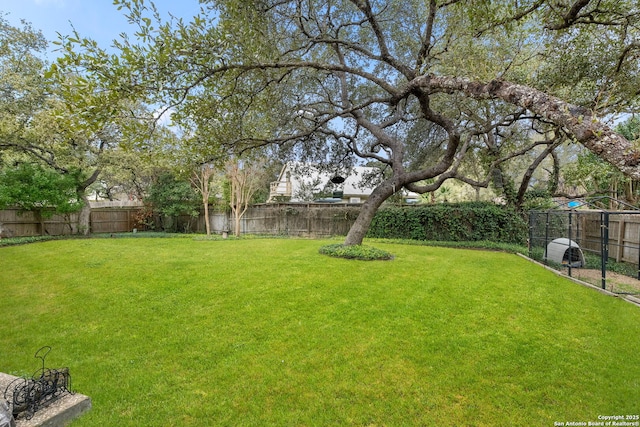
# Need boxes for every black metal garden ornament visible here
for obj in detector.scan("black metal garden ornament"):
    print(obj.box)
[3,346,73,420]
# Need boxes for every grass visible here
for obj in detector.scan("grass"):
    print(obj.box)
[0,238,639,426]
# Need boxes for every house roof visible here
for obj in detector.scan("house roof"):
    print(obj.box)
[280,163,379,200]
[272,162,421,203]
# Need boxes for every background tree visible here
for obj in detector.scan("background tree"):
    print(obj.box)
[617,117,640,142]
[146,171,200,232]
[190,163,221,236]
[86,147,163,203]
[0,16,47,139]
[0,162,83,234]
[0,17,100,231]
[226,158,265,237]
[57,0,640,244]
[0,15,163,234]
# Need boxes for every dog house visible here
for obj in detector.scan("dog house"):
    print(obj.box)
[545,238,585,268]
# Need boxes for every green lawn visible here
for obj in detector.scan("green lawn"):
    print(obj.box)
[0,238,638,426]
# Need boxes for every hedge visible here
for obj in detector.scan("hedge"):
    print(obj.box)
[367,202,528,244]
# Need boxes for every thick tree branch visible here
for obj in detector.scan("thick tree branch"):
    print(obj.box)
[546,0,592,30]
[515,137,564,206]
[404,135,472,193]
[410,75,640,179]
[616,42,640,73]
[0,142,68,174]
[415,0,437,72]
[349,0,414,78]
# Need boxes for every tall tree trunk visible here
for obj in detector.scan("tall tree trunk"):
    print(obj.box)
[547,150,560,195]
[78,193,91,235]
[36,210,45,236]
[204,202,211,236]
[344,182,396,246]
[192,166,214,236]
[234,208,241,237]
[202,176,211,236]
[76,169,101,236]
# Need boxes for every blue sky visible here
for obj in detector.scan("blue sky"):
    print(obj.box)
[0,0,202,56]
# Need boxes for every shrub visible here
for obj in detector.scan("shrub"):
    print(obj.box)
[145,172,200,232]
[319,243,394,261]
[0,235,57,247]
[367,202,527,244]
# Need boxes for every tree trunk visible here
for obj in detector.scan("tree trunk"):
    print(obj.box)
[78,193,91,235]
[36,210,45,236]
[204,202,211,236]
[200,169,212,236]
[344,182,396,246]
[76,168,100,236]
[233,208,241,237]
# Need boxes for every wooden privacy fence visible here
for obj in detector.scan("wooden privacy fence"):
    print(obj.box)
[231,203,360,237]
[0,203,362,238]
[0,207,144,237]
[179,203,361,237]
[579,211,640,265]
[89,208,143,234]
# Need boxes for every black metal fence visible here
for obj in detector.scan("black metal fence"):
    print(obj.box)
[529,202,640,295]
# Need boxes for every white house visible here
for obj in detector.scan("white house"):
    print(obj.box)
[267,163,419,204]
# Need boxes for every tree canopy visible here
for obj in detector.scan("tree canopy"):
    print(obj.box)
[53,0,640,243]
[0,14,182,234]
[0,162,82,217]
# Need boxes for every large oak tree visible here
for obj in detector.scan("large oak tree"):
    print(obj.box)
[58,0,640,244]
[0,15,159,234]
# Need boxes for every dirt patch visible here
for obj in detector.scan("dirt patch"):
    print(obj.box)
[569,268,640,294]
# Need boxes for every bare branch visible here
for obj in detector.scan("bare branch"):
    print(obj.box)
[515,136,564,206]
[616,42,640,73]
[415,0,437,72]
[348,0,414,78]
